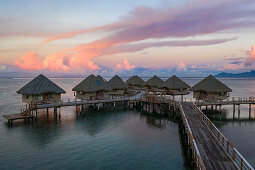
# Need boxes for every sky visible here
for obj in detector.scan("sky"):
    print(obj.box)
[1,0,255,77]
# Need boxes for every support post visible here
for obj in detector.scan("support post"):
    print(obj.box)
[59,107,61,119]
[233,104,235,119]
[54,107,57,117]
[249,104,251,119]
[35,109,38,121]
[238,104,240,119]
[46,108,49,117]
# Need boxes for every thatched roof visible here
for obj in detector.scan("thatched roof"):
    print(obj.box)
[126,75,145,86]
[72,74,112,92]
[108,75,128,90]
[96,75,107,83]
[191,75,232,93]
[17,74,65,95]
[144,75,164,87]
[161,75,190,90]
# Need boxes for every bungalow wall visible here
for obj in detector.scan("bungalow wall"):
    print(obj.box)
[109,89,125,98]
[193,91,228,101]
[166,89,189,95]
[129,85,144,90]
[75,91,110,100]
[22,93,61,104]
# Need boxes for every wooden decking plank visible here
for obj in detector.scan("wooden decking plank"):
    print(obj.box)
[181,102,237,170]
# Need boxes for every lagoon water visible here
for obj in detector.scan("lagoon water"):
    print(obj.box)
[0,77,255,169]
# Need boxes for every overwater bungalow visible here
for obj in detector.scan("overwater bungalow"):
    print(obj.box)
[72,74,112,100]
[190,75,232,101]
[126,75,145,90]
[161,75,190,100]
[144,75,164,91]
[108,75,128,98]
[17,74,65,104]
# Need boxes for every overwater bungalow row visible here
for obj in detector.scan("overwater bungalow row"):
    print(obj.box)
[16,74,232,104]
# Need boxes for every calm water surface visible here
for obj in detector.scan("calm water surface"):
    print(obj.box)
[0,77,255,169]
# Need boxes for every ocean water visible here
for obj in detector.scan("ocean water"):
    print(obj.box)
[0,77,255,169]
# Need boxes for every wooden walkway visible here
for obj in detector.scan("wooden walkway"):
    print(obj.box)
[3,114,33,126]
[179,102,254,170]
[195,97,255,106]
[2,92,145,124]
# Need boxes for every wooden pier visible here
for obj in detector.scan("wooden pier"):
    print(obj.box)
[179,102,254,170]
[3,114,34,126]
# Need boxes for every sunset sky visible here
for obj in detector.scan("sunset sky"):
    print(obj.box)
[1,0,255,77]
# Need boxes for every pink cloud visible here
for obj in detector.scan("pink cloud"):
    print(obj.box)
[15,51,101,72]
[15,52,43,70]
[223,63,244,70]
[177,61,187,71]
[116,59,135,70]
[68,52,101,70]
[116,64,123,70]
[123,59,135,70]
[43,52,70,71]
[244,45,255,66]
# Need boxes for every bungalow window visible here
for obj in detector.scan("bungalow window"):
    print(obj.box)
[79,91,83,95]
[220,92,225,96]
[38,96,43,101]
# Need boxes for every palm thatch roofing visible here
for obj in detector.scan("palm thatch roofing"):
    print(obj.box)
[161,75,190,90]
[17,74,65,95]
[191,75,232,93]
[72,74,112,92]
[144,75,164,87]
[126,75,145,86]
[96,75,107,83]
[108,75,128,90]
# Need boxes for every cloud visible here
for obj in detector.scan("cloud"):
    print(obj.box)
[116,59,135,70]
[223,63,245,70]
[244,45,255,66]
[15,51,101,72]
[0,64,7,70]
[230,61,241,64]
[68,52,101,70]
[177,61,187,71]
[43,52,70,71]
[42,0,255,44]
[15,52,43,70]
[123,59,135,70]
[103,38,237,55]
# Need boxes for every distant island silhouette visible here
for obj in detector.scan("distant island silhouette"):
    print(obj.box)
[215,70,255,78]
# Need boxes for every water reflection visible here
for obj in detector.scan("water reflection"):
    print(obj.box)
[144,115,168,129]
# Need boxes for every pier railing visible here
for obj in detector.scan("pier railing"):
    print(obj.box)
[195,96,255,106]
[192,103,254,170]
[179,102,206,170]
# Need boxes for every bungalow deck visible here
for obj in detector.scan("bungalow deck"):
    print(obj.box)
[3,114,34,126]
